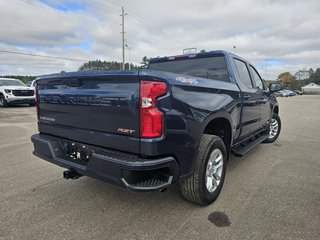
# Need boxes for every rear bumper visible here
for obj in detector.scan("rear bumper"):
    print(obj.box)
[31,134,180,191]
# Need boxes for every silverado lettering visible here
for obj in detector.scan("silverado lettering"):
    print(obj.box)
[39,94,127,107]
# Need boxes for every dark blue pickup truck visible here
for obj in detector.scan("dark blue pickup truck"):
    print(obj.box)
[31,50,281,205]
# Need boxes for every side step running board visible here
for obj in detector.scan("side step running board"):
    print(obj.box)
[232,134,269,157]
[121,174,173,191]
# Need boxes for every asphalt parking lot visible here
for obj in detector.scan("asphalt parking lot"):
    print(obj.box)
[1,95,320,240]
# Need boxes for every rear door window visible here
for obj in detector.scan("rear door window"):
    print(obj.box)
[234,59,253,88]
[249,66,265,90]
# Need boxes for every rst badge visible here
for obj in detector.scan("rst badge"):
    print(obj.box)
[117,128,136,134]
[175,76,198,85]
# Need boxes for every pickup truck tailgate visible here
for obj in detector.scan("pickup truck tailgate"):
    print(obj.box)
[37,71,140,153]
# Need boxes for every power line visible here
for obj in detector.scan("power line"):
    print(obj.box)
[11,0,101,28]
[6,0,200,65]
[83,0,194,48]
[13,0,196,51]
[0,19,80,37]
[102,0,198,48]
[77,0,119,16]
[0,50,88,62]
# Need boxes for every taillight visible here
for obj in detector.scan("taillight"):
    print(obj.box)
[35,84,39,121]
[140,81,167,138]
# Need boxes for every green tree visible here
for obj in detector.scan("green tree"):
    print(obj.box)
[0,75,37,83]
[290,79,306,90]
[309,68,314,77]
[140,56,150,69]
[309,68,320,84]
[78,60,120,71]
[277,72,295,88]
[78,60,140,71]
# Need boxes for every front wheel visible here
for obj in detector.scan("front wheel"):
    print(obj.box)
[180,134,227,206]
[263,113,281,143]
[0,95,8,108]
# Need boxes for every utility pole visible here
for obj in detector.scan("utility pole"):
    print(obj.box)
[120,7,127,70]
[126,45,131,70]
[125,40,131,70]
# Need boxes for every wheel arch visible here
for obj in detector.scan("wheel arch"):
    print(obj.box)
[202,113,233,154]
[0,92,8,107]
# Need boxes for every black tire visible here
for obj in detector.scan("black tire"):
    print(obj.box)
[0,95,8,108]
[180,134,227,206]
[263,113,281,143]
[29,103,36,107]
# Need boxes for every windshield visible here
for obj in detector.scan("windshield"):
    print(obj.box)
[0,79,26,86]
[148,56,229,82]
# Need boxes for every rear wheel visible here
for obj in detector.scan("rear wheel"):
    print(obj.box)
[263,113,281,143]
[0,95,8,108]
[180,134,227,205]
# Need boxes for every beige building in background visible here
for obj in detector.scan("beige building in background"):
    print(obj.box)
[301,83,320,94]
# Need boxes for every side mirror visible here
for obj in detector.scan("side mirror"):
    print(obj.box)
[269,83,282,93]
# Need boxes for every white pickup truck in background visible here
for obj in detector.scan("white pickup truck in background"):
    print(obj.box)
[0,78,35,107]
